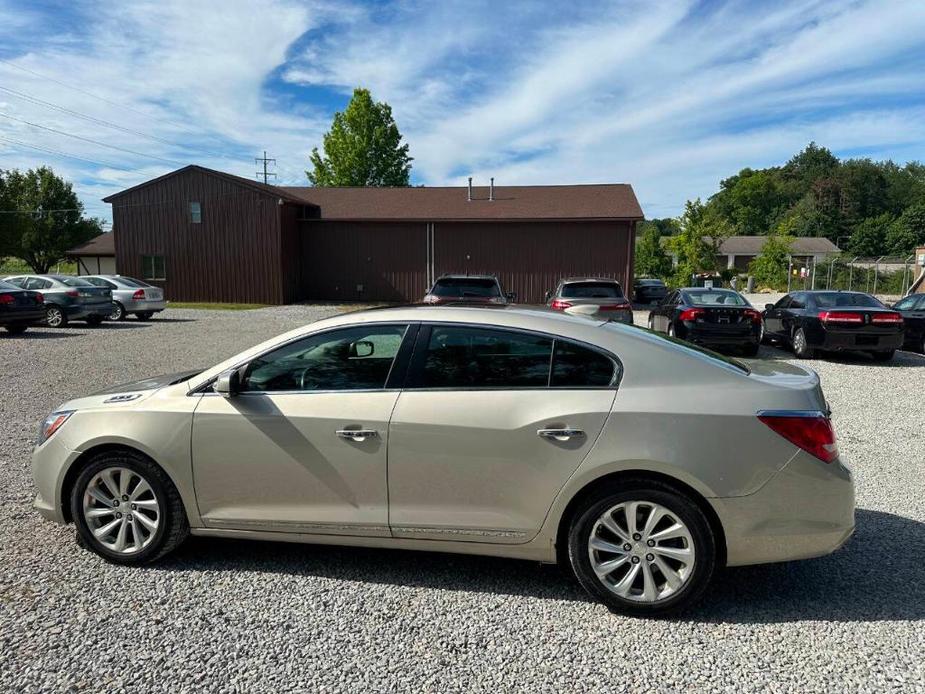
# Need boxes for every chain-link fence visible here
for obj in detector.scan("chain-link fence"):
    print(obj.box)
[810,255,916,296]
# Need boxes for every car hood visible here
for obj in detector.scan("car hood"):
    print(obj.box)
[90,369,203,396]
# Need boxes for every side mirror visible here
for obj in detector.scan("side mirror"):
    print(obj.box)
[765,304,774,311]
[214,368,241,397]
[506,292,517,302]
[350,340,375,358]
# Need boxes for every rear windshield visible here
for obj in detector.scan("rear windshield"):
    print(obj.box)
[0,279,19,290]
[52,276,93,287]
[812,292,882,308]
[561,281,624,299]
[613,323,750,374]
[682,290,747,306]
[636,279,665,286]
[115,276,150,288]
[431,278,501,298]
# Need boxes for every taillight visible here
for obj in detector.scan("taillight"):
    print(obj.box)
[0,294,13,305]
[35,292,43,303]
[744,308,762,324]
[550,299,572,310]
[758,412,838,463]
[65,289,79,298]
[679,308,705,321]
[819,311,863,324]
[871,312,902,324]
[600,302,632,311]
[132,289,146,300]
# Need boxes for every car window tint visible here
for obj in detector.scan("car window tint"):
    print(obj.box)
[25,278,50,290]
[893,296,919,311]
[682,290,747,306]
[418,326,552,388]
[560,282,623,299]
[55,276,94,287]
[0,279,18,290]
[789,295,805,309]
[813,292,881,308]
[5,277,26,288]
[551,340,616,387]
[430,278,501,298]
[774,296,791,309]
[242,324,407,392]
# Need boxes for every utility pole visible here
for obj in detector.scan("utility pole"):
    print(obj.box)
[255,151,276,184]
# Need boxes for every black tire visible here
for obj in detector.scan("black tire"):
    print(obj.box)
[110,301,126,321]
[647,315,655,331]
[566,481,717,617]
[45,305,67,328]
[667,322,676,338]
[741,341,760,357]
[870,349,895,362]
[70,450,188,565]
[4,323,28,335]
[85,315,104,326]
[792,327,815,359]
[135,311,154,321]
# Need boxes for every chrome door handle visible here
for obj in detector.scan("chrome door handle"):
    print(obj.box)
[537,428,585,442]
[336,429,378,442]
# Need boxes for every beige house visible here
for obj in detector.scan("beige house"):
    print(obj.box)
[713,236,840,271]
[67,232,116,275]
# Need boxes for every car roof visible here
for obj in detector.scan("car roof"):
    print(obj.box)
[560,277,621,284]
[435,274,498,281]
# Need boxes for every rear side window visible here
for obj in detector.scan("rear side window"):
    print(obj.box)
[430,278,501,298]
[25,278,50,290]
[560,282,623,299]
[417,326,551,388]
[551,340,616,387]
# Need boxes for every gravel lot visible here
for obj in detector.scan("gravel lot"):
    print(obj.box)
[1,305,923,693]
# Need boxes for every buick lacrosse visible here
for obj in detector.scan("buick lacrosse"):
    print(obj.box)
[32,305,854,616]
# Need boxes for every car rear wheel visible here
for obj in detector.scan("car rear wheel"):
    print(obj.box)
[667,323,676,338]
[870,350,895,362]
[4,323,28,335]
[71,451,188,565]
[792,327,815,359]
[45,305,66,328]
[135,311,154,321]
[567,484,716,617]
[109,302,126,321]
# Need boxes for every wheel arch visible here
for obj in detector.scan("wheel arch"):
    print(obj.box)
[554,469,727,569]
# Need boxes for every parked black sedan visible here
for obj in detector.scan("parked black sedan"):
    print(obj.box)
[891,293,925,353]
[647,287,762,355]
[633,278,668,305]
[0,279,46,335]
[762,290,904,361]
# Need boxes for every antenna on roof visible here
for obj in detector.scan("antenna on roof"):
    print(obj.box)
[489,177,494,201]
[255,151,276,184]
[467,177,472,202]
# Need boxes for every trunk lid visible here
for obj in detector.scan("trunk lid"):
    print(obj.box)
[76,286,112,305]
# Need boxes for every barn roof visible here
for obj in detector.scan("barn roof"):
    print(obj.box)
[66,232,115,257]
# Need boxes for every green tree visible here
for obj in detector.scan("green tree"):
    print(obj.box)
[748,233,793,289]
[782,142,839,188]
[667,199,731,286]
[1,167,102,273]
[634,224,672,279]
[307,88,412,186]
[846,213,892,256]
[885,202,925,255]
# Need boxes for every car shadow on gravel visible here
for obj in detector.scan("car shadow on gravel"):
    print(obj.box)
[687,509,925,623]
[151,510,923,621]
[758,344,925,366]
[1,330,78,339]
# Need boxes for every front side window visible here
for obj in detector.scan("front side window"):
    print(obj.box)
[141,256,166,281]
[190,202,201,223]
[25,277,51,290]
[242,324,408,392]
[417,326,552,388]
[774,295,792,309]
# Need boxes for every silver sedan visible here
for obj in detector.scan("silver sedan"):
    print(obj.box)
[82,275,167,321]
[30,305,854,616]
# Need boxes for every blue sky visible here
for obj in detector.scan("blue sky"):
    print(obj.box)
[1,0,924,226]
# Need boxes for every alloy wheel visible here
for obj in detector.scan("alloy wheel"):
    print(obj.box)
[81,467,161,554]
[587,501,695,603]
[46,307,63,327]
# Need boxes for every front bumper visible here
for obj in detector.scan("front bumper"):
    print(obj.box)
[711,451,855,566]
[31,435,74,525]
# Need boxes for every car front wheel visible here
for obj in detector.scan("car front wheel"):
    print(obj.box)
[71,451,188,564]
[567,483,716,617]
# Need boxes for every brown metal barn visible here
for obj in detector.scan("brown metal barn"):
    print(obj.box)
[103,165,643,304]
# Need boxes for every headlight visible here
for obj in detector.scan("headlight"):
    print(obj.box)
[37,410,74,446]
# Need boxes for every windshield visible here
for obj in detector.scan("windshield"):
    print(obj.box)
[682,290,747,306]
[812,292,882,308]
[53,276,93,287]
[431,278,501,297]
[561,281,623,299]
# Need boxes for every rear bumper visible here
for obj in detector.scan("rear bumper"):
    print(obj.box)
[683,323,760,346]
[813,330,904,352]
[123,299,167,312]
[711,451,855,567]
[600,310,633,324]
[81,303,115,318]
[1,308,46,325]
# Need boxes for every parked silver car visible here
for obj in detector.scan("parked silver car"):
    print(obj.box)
[31,305,854,616]
[3,274,112,327]
[546,278,634,324]
[82,275,167,321]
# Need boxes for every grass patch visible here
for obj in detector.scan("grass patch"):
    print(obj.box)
[168,302,270,311]
[0,257,78,275]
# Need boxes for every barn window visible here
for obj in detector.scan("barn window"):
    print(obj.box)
[190,201,201,223]
[141,255,166,281]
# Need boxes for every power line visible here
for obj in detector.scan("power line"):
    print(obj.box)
[0,83,234,160]
[255,150,276,184]
[0,134,132,170]
[0,111,185,166]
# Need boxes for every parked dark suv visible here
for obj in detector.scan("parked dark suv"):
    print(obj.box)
[633,278,668,305]
[422,275,515,305]
[762,290,904,360]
